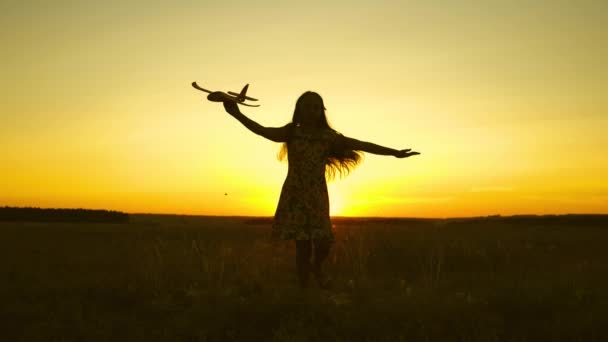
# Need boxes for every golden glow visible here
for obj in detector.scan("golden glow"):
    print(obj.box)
[328,184,344,216]
[1,1,607,217]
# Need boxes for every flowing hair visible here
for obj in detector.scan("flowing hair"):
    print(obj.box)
[277,91,363,180]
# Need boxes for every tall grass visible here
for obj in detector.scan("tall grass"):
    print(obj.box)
[0,215,607,341]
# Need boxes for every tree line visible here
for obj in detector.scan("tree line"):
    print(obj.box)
[0,206,129,223]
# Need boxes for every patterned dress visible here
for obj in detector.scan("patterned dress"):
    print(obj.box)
[272,125,341,243]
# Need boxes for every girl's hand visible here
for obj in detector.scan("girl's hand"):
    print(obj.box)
[223,100,241,115]
[395,149,420,158]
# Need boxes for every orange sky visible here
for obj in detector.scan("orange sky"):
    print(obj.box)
[1,0,607,217]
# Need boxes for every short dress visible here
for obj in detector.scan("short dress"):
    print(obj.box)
[271,125,341,243]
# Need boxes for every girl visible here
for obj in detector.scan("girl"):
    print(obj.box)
[221,91,419,289]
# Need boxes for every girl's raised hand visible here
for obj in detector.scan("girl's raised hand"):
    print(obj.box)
[395,149,420,158]
[223,100,241,115]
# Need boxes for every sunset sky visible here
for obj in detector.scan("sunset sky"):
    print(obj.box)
[1,0,607,217]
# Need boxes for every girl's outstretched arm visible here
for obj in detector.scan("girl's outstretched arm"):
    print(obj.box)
[341,136,420,158]
[222,101,289,143]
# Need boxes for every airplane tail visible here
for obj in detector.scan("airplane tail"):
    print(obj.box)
[227,84,258,101]
[239,84,249,98]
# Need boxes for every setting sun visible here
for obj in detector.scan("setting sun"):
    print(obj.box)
[328,184,345,216]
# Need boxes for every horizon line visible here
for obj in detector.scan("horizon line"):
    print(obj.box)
[3,205,607,220]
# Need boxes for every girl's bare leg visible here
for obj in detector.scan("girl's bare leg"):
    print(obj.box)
[312,239,332,289]
[295,239,312,288]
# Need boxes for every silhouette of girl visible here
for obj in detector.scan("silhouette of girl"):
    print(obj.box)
[222,92,419,289]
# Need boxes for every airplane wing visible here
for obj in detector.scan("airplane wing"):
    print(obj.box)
[239,102,260,107]
[226,91,258,101]
[191,82,214,93]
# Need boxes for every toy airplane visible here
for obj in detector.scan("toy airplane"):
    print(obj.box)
[191,82,260,107]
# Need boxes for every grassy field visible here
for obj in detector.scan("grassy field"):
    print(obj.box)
[1,214,607,341]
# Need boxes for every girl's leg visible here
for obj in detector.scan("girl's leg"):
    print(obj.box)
[295,239,312,288]
[312,239,332,289]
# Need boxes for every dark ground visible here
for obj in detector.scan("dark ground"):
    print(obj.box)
[1,214,607,341]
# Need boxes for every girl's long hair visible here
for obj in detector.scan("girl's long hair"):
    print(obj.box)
[278,91,362,180]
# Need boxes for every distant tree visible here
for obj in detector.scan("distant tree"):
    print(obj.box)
[0,206,129,223]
